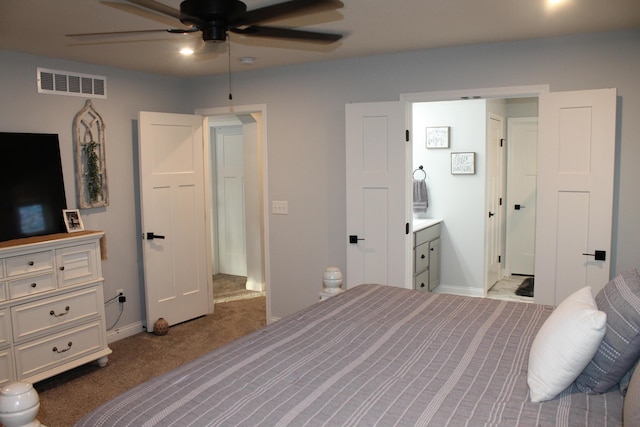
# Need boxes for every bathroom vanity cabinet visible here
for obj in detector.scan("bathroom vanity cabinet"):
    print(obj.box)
[413,220,441,291]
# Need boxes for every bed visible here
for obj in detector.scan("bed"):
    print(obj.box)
[75,283,631,426]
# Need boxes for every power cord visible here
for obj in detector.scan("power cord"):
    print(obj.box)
[105,292,125,331]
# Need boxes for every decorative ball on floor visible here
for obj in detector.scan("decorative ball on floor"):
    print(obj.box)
[153,318,169,335]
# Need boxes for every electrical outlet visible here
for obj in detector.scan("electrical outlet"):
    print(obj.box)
[272,200,288,215]
[116,289,124,297]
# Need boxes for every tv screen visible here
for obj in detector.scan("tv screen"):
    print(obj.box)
[0,132,67,242]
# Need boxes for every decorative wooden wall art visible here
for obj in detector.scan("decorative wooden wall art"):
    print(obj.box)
[73,100,109,208]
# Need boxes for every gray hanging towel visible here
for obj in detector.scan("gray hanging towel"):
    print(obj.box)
[413,178,428,216]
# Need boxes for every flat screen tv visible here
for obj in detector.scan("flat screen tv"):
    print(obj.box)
[0,132,67,242]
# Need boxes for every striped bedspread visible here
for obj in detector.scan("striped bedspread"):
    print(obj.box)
[76,284,623,426]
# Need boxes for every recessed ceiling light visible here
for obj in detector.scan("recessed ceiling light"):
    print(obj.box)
[547,0,568,8]
[180,47,194,56]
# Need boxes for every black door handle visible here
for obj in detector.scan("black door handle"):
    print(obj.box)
[582,250,606,261]
[515,204,526,210]
[488,211,495,218]
[349,235,365,244]
[146,232,166,240]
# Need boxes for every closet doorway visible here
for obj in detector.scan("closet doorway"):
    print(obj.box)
[198,105,270,319]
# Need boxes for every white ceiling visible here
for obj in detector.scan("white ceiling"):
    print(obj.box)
[1,0,639,77]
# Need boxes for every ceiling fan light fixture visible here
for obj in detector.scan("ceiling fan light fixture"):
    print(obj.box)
[201,24,228,42]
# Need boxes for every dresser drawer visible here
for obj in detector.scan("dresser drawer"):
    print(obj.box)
[8,273,56,299]
[15,321,106,381]
[11,287,101,342]
[5,251,54,277]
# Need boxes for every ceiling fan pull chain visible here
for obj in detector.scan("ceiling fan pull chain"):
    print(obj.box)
[228,35,233,101]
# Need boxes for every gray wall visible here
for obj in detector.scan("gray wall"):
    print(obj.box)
[1,28,639,328]
[188,29,640,319]
[0,50,191,335]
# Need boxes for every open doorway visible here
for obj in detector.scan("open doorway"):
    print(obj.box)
[197,105,270,318]
[406,88,541,300]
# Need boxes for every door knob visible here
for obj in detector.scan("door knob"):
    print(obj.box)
[146,232,166,240]
[349,235,365,244]
[582,250,606,261]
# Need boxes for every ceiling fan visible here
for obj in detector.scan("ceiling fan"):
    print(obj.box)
[68,0,344,44]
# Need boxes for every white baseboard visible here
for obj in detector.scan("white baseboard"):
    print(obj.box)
[432,284,485,298]
[107,321,145,343]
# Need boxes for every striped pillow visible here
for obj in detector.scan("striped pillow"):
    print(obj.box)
[576,269,640,394]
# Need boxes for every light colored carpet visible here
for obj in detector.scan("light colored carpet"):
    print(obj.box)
[213,273,265,303]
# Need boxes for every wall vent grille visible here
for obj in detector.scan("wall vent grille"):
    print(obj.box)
[37,67,107,98]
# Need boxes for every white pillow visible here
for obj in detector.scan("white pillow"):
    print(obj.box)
[527,287,607,402]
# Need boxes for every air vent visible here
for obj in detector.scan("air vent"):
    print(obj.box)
[37,67,107,98]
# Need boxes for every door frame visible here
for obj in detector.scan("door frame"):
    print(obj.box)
[196,104,271,323]
[401,85,549,295]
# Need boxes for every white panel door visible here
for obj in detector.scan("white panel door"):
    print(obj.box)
[345,102,408,289]
[506,117,538,276]
[139,112,211,332]
[535,89,616,305]
[485,114,504,292]
[215,126,247,276]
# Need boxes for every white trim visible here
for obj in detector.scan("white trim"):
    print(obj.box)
[400,85,549,103]
[195,104,272,324]
[432,284,485,298]
[107,321,144,343]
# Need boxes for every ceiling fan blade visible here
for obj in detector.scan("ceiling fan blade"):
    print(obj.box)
[67,28,174,37]
[231,25,342,43]
[100,1,181,27]
[235,0,344,26]
[126,0,182,20]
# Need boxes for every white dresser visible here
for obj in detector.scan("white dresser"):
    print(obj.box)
[0,231,111,386]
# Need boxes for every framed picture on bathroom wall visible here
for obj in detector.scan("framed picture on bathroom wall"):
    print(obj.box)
[451,152,476,175]
[426,126,449,148]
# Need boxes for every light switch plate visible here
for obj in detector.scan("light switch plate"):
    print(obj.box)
[272,200,288,215]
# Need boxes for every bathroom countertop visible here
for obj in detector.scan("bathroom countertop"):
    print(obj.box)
[413,218,442,232]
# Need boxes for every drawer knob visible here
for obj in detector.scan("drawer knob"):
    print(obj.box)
[52,342,73,353]
[421,254,426,259]
[50,306,70,317]
[420,282,426,288]
[30,283,37,288]
[59,266,65,271]
[28,261,34,266]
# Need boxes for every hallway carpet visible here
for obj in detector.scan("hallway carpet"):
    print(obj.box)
[213,273,264,302]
